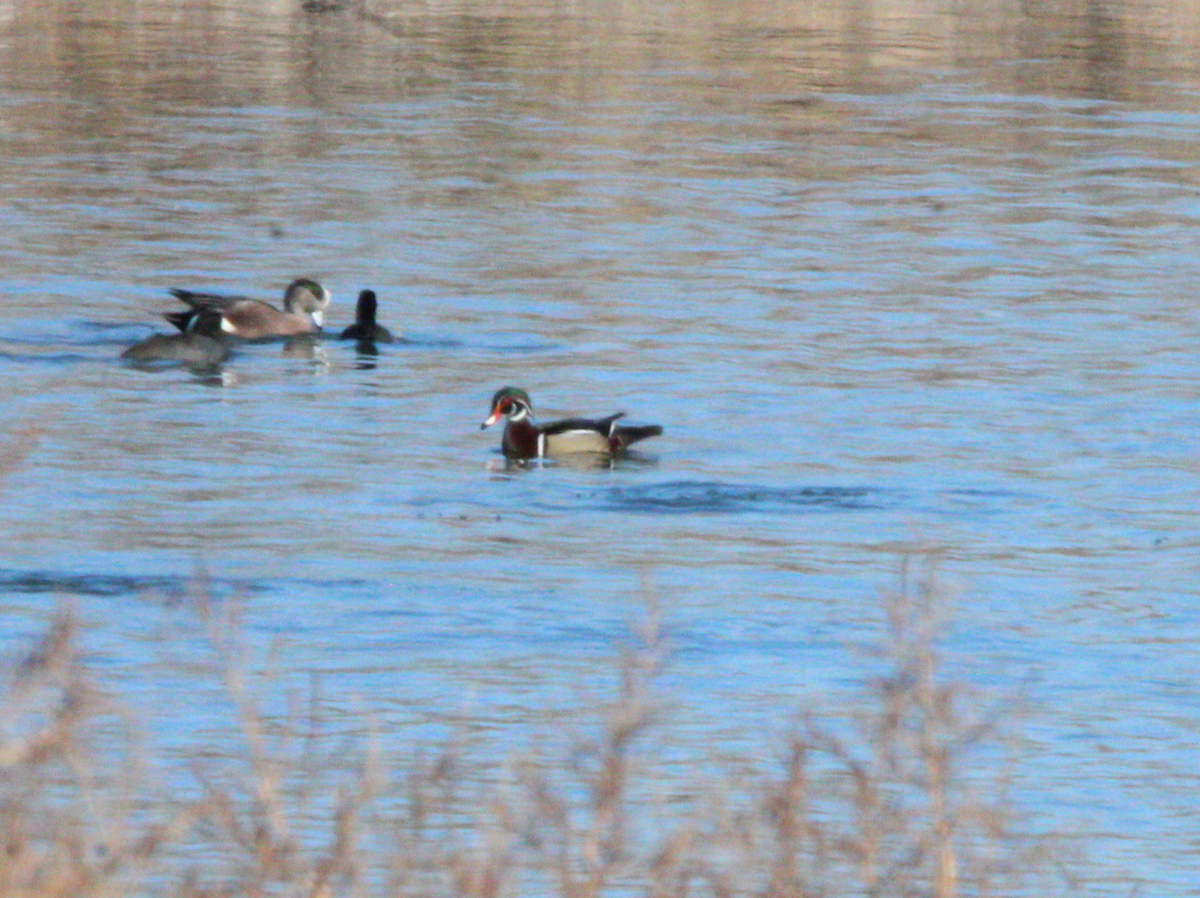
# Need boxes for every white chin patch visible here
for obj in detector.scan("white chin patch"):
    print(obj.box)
[311,310,325,327]
[220,317,236,334]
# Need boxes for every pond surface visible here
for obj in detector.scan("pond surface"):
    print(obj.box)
[1,0,1199,893]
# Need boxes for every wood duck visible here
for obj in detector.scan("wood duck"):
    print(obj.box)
[339,289,395,343]
[480,387,663,460]
[165,278,330,339]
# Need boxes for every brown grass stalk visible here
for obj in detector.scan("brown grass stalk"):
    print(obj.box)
[0,566,1060,898]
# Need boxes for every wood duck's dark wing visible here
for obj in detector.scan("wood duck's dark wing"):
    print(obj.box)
[613,422,663,449]
[541,412,625,438]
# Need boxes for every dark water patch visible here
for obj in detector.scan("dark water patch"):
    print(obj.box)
[0,568,271,601]
[476,338,561,354]
[0,569,385,603]
[0,350,102,366]
[53,320,157,346]
[908,486,1032,517]
[941,487,1025,505]
[0,321,157,352]
[386,334,465,349]
[597,480,889,515]
[335,332,533,352]
[78,320,153,336]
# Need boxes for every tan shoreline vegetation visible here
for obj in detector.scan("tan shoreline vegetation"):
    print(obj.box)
[1,0,1196,231]
[0,566,1062,898]
[2,0,1200,106]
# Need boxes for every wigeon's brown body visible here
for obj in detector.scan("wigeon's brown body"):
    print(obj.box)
[166,278,330,340]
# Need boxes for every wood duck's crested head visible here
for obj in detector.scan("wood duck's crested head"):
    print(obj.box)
[481,386,533,429]
[283,278,332,327]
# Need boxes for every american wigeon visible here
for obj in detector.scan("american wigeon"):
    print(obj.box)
[480,387,663,460]
[120,332,230,369]
[339,289,395,343]
[165,278,331,339]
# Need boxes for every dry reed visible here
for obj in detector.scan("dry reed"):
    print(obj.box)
[0,568,1060,897]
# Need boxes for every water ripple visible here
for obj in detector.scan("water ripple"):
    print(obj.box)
[0,568,278,600]
[598,480,887,514]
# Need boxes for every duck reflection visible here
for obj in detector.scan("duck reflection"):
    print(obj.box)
[485,451,659,475]
[282,334,330,368]
[120,332,230,375]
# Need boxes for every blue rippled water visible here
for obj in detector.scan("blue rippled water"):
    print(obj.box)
[1,2,1199,893]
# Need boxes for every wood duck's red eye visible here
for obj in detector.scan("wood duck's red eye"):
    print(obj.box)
[499,398,512,413]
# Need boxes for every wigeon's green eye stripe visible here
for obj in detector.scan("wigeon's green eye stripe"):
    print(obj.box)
[283,278,331,314]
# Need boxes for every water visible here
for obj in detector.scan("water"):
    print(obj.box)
[2,0,1199,892]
